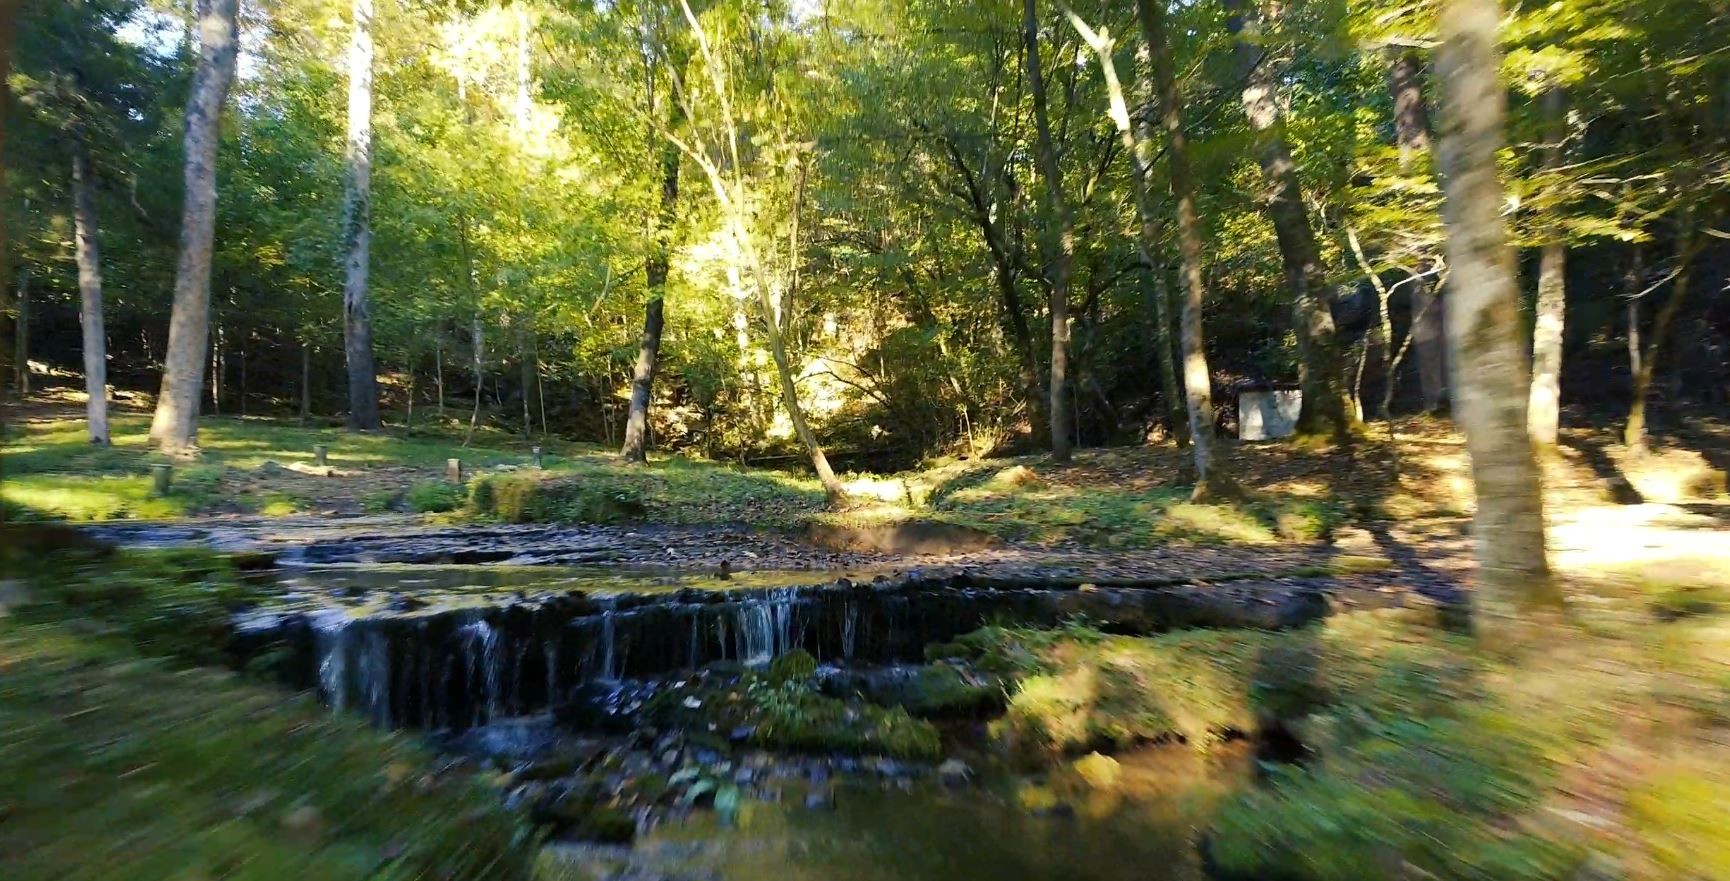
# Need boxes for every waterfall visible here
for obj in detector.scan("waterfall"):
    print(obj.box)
[842,599,858,661]
[359,628,391,725]
[460,619,502,727]
[314,613,350,711]
[599,612,617,681]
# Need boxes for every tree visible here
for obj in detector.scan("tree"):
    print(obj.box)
[670,0,846,504]
[1433,0,1559,615]
[342,0,381,430]
[1223,0,1356,440]
[1059,3,1185,446]
[71,135,108,444]
[1023,0,1074,463]
[621,11,683,464]
[151,0,240,453]
[1526,84,1567,451]
[1139,0,1233,498]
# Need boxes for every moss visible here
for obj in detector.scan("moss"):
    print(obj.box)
[644,672,943,761]
[875,664,1005,719]
[465,473,647,524]
[767,649,818,683]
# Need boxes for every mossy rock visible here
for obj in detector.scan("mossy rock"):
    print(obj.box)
[851,663,1006,719]
[768,649,818,684]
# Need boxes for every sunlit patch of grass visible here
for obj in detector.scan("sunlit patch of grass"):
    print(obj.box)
[1,473,188,520]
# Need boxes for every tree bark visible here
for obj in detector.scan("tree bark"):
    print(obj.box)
[1138,0,1231,498]
[1224,0,1354,440]
[519,329,534,438]
[1060,7,1186,446]
[11,262,29,395]
[299,341,312,426]
[1434,0,1558,614]
[1024,0,1074,463]
[150,0,239,453]
[71,137,109,444]
[435,334,446,420]
[1626,214,1703,452]
[622,142,678,463]
[466,317,485,446]
[1527,86,1567,450]
[1388,51,1448,413]
[341,0,381,430]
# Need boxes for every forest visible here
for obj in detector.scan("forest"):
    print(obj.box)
[4,0,1725,473]
[3,0,1730,880]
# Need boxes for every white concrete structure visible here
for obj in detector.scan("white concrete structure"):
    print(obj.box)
[1239,389,1302,440]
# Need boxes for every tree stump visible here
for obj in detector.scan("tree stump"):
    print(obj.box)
[150,463,174,496]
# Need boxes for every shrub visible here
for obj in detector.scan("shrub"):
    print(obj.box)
[407,480,464,513]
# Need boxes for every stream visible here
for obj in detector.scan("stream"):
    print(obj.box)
[92,521,1332,881]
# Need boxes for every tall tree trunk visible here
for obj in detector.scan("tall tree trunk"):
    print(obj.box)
[71,138,109,445]
[519,329,534,439]
[341,0,381,430]
[466,317,485,446]
[210,320,222,416]
[1225,0,1354,440]
[1434,0,1559,614]
[1061,7,1186,446]
[1138,0,1231,498]
[1624,245,1643,408]
[434,334,446,420]
[299,342,311,426]
[12,262,29,395]
[1024,0,1074,463]
[150,0,239,453]
[622,142,678,463]
[0,12,16,403]
[1388,50,1448,414]
[1527,86,1568,451]
[1626,214,1703,452]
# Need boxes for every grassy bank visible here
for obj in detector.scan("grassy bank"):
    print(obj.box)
[0,537,537,881]
[954,568,1730,881]
[4,412,1724,552]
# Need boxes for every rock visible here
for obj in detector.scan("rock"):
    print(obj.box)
[937,758,972,787]
[1071,753,1120,790]
[280,805,324,843]
[803,789,834,811]
[729,725,756,743]
[258,460,288,477]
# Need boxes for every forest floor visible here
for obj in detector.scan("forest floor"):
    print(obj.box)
[3,394,1724,552]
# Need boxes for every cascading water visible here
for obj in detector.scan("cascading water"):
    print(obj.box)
[269,571,1325,732]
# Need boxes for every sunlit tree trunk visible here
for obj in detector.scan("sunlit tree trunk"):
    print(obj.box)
[150,0,238,453]
[1061,7,1186,446]
[1435,0,1559,615]
[1138,0,1232,498]
[1224,0,1354,440]
[341,0,381,430]
[1388,51,1448,414]
[1626,213,1703,453]
[1023,0,1074,463]
[1527,86,1567,451]
[623,142,678,463]
[71,138,109,444]
[674,0,846,505]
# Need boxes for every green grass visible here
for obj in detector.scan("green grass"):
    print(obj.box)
[0,536,537,881]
